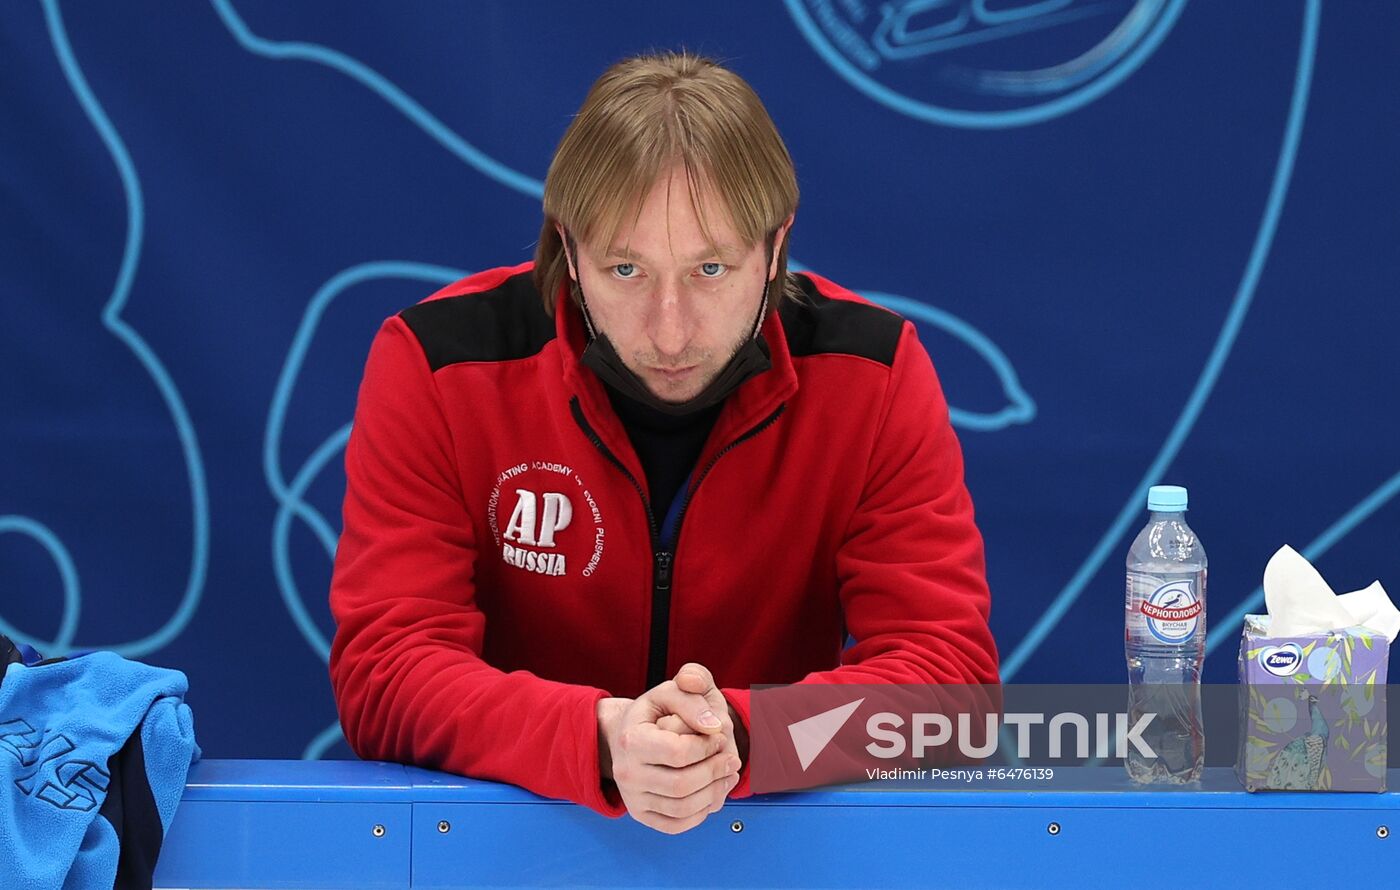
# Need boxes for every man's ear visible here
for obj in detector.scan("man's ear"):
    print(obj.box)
[555,222,578,281]
[768,214,795,281]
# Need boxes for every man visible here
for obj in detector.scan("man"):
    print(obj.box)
[328,51,998,835]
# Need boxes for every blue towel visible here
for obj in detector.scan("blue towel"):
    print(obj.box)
[0,649,199,889]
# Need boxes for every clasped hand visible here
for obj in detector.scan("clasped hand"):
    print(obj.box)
[596,662,744,834]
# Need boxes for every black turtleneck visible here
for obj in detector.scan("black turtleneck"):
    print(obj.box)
[604,383,723,545]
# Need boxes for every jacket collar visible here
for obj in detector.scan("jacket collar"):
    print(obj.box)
[556,286,798,481]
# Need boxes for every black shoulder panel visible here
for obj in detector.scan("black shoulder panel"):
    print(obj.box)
[399,271,557,371]
[778,274,904,367]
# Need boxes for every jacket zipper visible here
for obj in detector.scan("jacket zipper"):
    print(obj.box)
[569,398,660,546]
[571,397,786,690]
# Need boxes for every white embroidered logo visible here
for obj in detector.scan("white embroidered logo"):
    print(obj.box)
[488,462,606,578]
[503,490,573,548]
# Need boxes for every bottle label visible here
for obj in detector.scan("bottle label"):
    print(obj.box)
[1130,575,1202,643]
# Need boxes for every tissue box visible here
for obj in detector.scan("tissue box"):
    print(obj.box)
[1236,615,1388,791]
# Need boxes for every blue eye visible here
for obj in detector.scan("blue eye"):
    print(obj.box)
[699,262,726,277]
[612,263,637,279]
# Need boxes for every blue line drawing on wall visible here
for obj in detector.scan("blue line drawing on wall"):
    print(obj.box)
[265,263,464,760]
[213,0,1035,434]
[302,720,348,761]
[0,0,211,658]
[265,262,466,662]
[872,0,1106,60]
[209,0,543,201]
[0,518,81,651]
[785,0,1187,128]
[1206,468,1400,655]
[1001,0,1321,680]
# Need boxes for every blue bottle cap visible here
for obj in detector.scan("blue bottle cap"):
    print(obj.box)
[1148,485,1188,512]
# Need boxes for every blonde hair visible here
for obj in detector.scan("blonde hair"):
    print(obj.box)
[534,51,800,315]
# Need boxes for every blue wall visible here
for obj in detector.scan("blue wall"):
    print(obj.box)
[2,0,1396,761]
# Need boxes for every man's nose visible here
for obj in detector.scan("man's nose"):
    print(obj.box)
[647,279,696,360]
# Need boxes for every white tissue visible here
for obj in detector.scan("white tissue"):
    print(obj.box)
[1338,581,1400,644]
[1262,544,1399,642]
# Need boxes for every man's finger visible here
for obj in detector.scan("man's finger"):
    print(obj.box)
[657,713,740,763]
[638,682,726,735]
[674,663,734,734]
[622,721,728,769]
[655,713,688,734]
[674,662,716,694]
[638,773,737,820]
[630,747,741,800]
[654,713,740,781]
[709,773,741,813]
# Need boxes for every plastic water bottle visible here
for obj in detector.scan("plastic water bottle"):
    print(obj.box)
[1125,484,1206,783]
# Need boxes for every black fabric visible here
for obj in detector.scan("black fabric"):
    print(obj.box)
[1,634,22,669]
[0,634,22,692]
[100,726,163,890]
[780,274,904,366]
[400,271,556,371]
[605,383,722,539]
[582,323,771,417]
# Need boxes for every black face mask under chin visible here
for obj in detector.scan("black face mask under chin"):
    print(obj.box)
[579,312,772,416]
[567,239,775,417]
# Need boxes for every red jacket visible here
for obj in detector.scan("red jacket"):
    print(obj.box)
[328,263,999,815]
